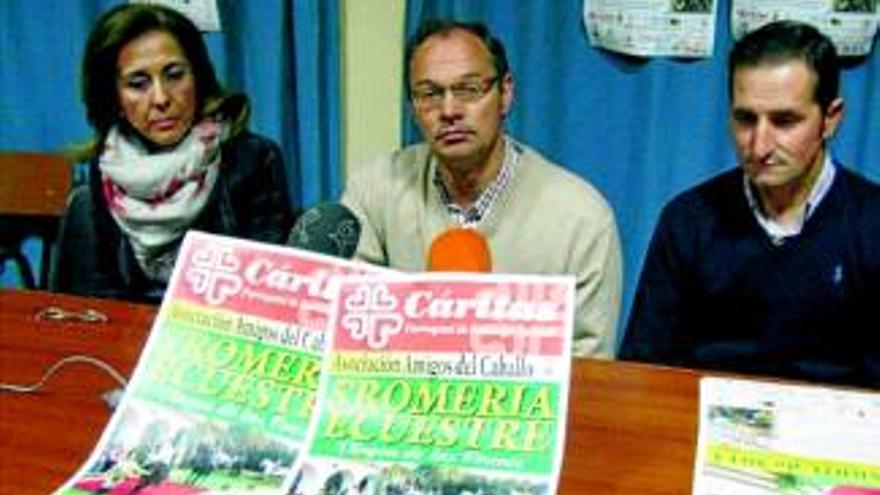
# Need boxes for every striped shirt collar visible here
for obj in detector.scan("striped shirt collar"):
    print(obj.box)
[743,153,836,244]
[433,138,521,227]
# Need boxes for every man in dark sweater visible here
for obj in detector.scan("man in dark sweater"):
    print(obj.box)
[620,20,880,388]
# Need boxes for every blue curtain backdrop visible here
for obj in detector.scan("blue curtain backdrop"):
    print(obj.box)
[0,0,341,286]
[404,0,880,349]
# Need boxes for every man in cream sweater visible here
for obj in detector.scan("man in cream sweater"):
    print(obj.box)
[342,19,622,358]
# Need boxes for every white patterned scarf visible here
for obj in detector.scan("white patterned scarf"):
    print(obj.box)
[100,119,225,282]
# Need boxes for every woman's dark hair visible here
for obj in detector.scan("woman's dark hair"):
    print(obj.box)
[78,3,247,158]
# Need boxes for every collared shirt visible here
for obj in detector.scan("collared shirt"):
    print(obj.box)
[744,154,836,245]
[433,138,521,227]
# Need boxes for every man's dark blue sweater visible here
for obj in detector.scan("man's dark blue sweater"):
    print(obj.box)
[621,166,880,388]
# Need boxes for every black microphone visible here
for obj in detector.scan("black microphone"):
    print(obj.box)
[286,203,361,259]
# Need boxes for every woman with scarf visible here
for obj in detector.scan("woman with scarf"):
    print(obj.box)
[53,3,294,303]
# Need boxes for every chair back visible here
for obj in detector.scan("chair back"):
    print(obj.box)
[0,152,74,288]
[0,152,72,216]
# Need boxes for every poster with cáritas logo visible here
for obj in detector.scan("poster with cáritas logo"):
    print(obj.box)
[293,273,575,495]
[54,231,384,495]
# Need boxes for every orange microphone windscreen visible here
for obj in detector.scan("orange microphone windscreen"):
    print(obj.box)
[427,227,492,272]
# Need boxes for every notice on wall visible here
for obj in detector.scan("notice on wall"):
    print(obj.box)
[130,0,221,31]
[693,377,880,494]
[584,0,718,57]
[731,0,878,56]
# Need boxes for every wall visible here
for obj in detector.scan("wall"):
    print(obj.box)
[341,0,406,176]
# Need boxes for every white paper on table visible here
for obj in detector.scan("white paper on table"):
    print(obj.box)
[693,377,880,495]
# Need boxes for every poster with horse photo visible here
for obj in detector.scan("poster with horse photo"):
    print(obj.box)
[292,273,575,495]
[54,231,381,495]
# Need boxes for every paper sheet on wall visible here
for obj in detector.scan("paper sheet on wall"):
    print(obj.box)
[584,0,718,57]
[692,377,880,494]
[731,0,878,56]
[130,0,221,31]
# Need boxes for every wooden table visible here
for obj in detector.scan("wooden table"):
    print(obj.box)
[0,289,702,495]
[0,290,156,495]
